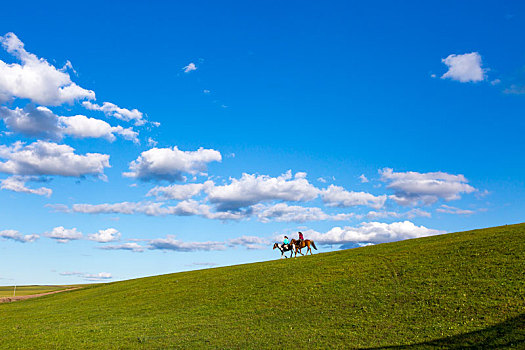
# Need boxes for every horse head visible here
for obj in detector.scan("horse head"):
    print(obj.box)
[272,243,278,249]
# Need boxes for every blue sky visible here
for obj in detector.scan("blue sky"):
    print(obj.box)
[1,1,524,285]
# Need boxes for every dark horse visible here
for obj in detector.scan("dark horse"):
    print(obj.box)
[290,239,317,256]
[273,242,294,259]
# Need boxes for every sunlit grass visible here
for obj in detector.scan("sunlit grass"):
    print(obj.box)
[1,223,523,349]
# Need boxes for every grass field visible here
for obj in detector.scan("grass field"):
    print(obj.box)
[1,223,524,349]
[0,285,77,297]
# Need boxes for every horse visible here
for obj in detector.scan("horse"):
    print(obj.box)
[290,239,317,256]
[272,242,294,259]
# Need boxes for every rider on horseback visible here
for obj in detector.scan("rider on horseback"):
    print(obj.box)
[283,236,290,248]
[297,231,304,246]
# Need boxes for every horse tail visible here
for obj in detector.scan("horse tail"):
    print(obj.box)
[311,241,317,250]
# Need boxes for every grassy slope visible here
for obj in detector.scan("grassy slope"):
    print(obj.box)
[1,223,524,349]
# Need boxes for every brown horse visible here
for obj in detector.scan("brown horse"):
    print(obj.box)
[290,239,317,256]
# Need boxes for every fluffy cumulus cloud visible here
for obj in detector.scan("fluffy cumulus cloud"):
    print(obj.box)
[82,101,145,126]
[88,228,121,243]
[0,106,138,143]
[0,229,39,242]
[182,62,197,73]
[146,181,213,200]
[253,203,354,223]
[441,52,486,83]
[148,235,226,252]
[321,185,386,209]
[99,242,145,252]
[45,226,83,243]
[207,170,319,211]
[123,146,222,182]
[305,221,443,245]
[0,33,95,105]
[0,141,110,177]
[380,168,476,206]
[59,114,139,143]
[0,105,61,140]
[0,176,52,196]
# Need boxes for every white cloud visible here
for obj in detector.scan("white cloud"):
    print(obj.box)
[0,229,39,242]
[359,174,369,183]
[82,101,145,126]
[1,175,52,196]
[436,204,475,215]
[183,62,197,73]
[147,138,158,147]
[321,185,386,209]
[0,140,110,177]
[0,106,139,143]
[59,114,138,143]
[148,235,225,251]
[0,106,61,140]
[490,79,501,86]
[83,272,112,281]
[253,203,354,223]
[146,181,213,200]
[304,221,443,245]
[88,228,121,243]
[365,208,431,219]
[207,170,319,210]
[45,226,82,243]
[60,271,113,281]
[380,168,476,206]
[228,235,269,250]
[99,242,144,252]
[441,52,486,83]
[68,200,247,221]
[123,146,222,182]
[0,32,95,105]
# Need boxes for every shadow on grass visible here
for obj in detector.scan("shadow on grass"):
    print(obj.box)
[365,313,524,349]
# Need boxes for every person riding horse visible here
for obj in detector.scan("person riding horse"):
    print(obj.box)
[273,236,294,258]
[297,231,304,246]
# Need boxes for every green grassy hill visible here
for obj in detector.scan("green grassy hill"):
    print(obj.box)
[1,223,524,349]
